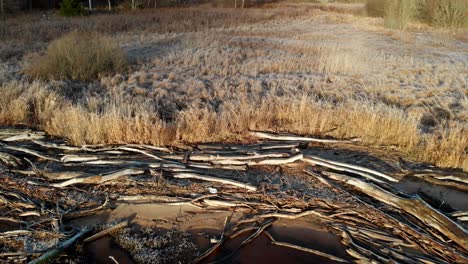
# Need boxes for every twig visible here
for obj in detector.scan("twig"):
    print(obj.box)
[84,221,128,243]
[193,216,229,263]
[264,231,349,263]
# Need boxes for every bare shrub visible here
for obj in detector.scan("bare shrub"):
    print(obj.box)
[422,0,467,29]
[26,31,127,81]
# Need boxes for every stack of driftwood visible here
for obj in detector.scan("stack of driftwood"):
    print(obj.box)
[0,129,467,263]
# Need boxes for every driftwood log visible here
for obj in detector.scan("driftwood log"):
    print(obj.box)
[322,171,468,252]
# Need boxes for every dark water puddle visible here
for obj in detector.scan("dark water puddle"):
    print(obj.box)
[84,236,134,264]
[202,221,350,264]
[82,219,349,263]
[396,177,468,212]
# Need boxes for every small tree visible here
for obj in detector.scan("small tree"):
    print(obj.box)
[60,0,85,17]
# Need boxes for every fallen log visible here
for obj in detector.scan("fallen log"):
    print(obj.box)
[189,152,287,162]
[1,132,45,142]
[304,155,398,182]
[1,145,58,162]
[323,171,468,252]
[250,131,355,143]
[435,176,468,185]
[172,173,257,191]
[51,169,145,187]
[60,155,99,163]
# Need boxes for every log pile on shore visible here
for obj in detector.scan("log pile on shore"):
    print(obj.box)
[0,129,467,263]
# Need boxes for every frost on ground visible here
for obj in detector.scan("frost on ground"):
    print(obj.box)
[0,3,467,170]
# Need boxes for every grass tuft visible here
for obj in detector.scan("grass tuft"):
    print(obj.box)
[26,31,127,81]
[422,0,467,29]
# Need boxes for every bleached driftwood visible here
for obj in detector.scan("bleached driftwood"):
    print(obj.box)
[211,153,304,166]
[60,155,99,163]
[189,152,287,162]
[303,157,397,183]
[52,169,145,187]
[1,132,45,142]
[173,172,257,191]
[1,145,58,162]
[323,171,468,251]
[0,151,21,166]
[250,131,357,143]
[304,155,397,182]
[435,176,468,185]
[118,146,165,161]
[117,195,189,203]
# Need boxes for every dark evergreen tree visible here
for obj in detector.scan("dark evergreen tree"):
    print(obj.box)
[60,0,84,17]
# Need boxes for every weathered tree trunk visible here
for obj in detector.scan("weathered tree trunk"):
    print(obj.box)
[241,0,244,9]
[323,171,468,252]
[108,0,111,10]
[235,0,237,8]
[88,0,92,11]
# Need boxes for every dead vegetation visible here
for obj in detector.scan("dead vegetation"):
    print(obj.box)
[0,4,467,172]
[0,128,467,263]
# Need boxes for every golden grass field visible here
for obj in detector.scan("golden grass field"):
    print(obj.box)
[0,2,467,170]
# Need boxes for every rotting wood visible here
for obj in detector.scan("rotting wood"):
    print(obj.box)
[323,171,468,252]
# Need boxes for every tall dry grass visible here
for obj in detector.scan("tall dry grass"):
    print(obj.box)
[383,0,418,29]
[422,0,467,29]
[366,0,467,29]
[1,81,466,170]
